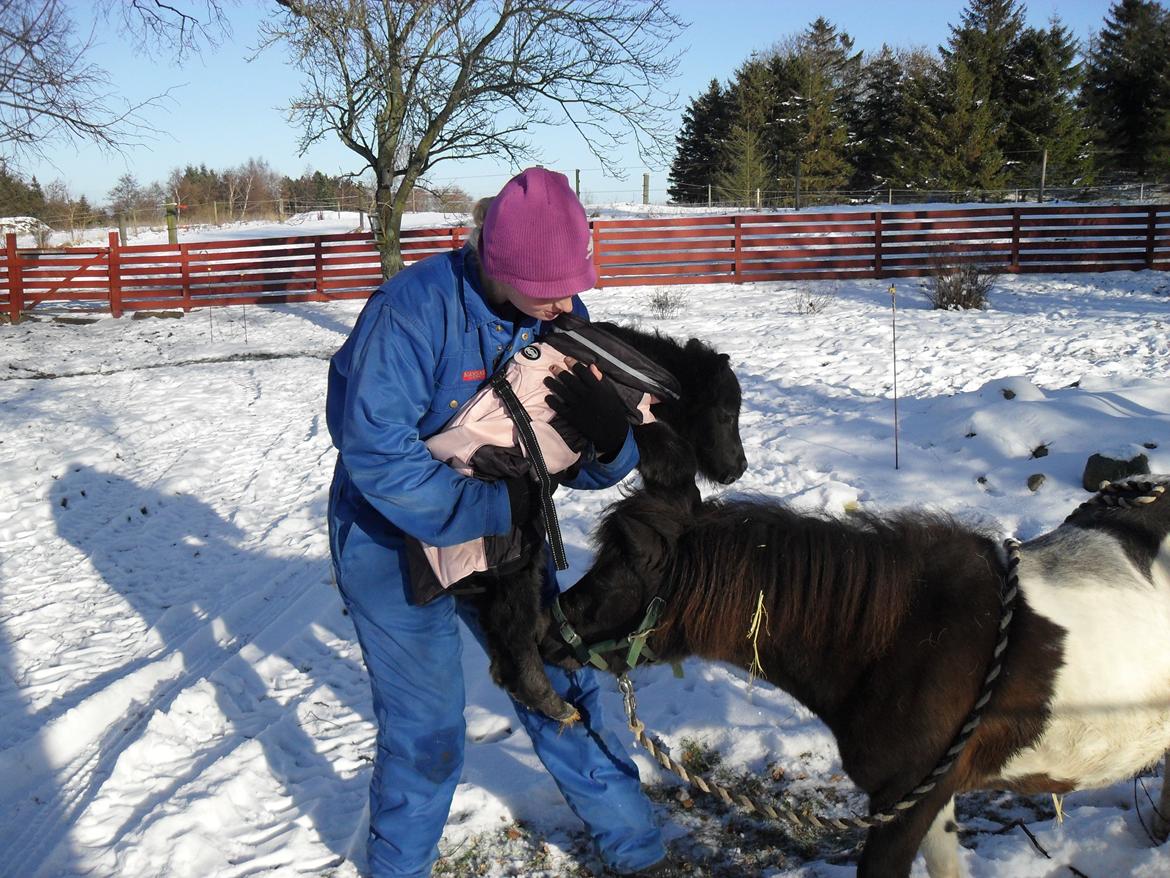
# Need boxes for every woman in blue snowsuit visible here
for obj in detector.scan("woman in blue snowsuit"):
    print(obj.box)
[325,168,669,877]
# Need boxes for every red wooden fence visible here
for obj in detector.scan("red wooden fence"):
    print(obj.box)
[3,205,1169,321]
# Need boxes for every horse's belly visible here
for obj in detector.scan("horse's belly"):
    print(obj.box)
[999,532,1170,789]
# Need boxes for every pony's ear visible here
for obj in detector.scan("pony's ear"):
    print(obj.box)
[647,394,661,406]
[718,353,730,364]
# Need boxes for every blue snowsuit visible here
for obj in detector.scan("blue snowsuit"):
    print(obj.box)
[325,247,665,877]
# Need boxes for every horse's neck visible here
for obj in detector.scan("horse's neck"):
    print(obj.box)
[655,568,874,725]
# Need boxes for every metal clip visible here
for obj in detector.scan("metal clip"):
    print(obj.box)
[617,673,638,726]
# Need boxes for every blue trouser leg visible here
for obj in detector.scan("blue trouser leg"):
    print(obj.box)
[458,601,666,874]
[331,503,664,877]
[332,518,466,878]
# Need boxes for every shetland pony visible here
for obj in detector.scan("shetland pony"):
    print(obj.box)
[539,478,1170,877]
[464,323,747,722]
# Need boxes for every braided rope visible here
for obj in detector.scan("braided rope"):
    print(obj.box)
[1086,479,1167,510]
[620,538,1022,833]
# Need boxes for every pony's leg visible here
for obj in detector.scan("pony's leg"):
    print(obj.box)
[1153,749,1170,843]
[919,796,961,878]
[858,786,957,878]
[476,574,578,722]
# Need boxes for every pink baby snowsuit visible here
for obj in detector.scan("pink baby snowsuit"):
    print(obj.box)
[406,314,679,604]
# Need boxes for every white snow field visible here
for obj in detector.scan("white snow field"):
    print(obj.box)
[2,235,1170,877]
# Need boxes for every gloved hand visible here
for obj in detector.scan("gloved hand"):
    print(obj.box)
[544,362,630,459]
[504,475,533,528]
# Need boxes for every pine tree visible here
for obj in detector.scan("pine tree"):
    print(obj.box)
[852,46,908,190]
[1083,0,1170,177]
[714,124,771,205]
[1009,21,1093,187]
[936,61,1007,191]
[891,50,950,191]
[667,79,732,204]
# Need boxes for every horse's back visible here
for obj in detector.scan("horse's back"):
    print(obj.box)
[1000,478,1170,789]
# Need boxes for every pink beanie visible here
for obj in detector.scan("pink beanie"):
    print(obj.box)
[480,167,597,300]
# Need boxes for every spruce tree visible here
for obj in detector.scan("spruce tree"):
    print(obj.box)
[1010,21,1093,187]
[1083,0,1170,177]
[667,79,733,204]
[852,46,908,191]
[714,124,771,205]
[892,50,950,192]
[721,55,781,201]
[794,18,858,195]
[936,61,1007,192]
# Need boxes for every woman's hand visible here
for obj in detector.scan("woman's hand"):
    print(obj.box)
[543,361,629,459]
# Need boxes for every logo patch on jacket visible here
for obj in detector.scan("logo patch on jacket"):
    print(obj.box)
[521,345,541,360]
[462,369,486,382]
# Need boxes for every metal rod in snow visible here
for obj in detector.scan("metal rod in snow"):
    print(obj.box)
[889,283,900,470]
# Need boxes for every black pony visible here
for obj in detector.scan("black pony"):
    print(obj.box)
[464,322,747,722]
[541,477,1170,877]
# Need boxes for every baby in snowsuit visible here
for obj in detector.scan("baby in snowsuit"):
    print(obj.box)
[406,312,681,720]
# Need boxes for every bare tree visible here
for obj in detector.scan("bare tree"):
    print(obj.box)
[0,0,159,162]
[261,0,685,274]
[0,0,233,167]
[97,0,235,64]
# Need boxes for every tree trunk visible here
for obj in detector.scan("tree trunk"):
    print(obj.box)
[374,179,404,277]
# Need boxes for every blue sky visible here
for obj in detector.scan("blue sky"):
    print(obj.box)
[29,1,1114,204]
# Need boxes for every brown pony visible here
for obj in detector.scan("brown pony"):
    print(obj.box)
[540,478,1170,877]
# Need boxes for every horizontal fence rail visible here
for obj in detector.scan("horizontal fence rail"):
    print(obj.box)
[3,205,1169,321]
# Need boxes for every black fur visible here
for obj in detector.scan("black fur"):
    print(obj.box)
[461,324,746,721]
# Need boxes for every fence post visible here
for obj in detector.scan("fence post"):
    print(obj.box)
[733,216,743,284]
[591,220,603,289]
[180,243,192,312]
[873,210,883,279]
[1010,208,1021,272]
[1147,206,1157,269]
[108,231,123,318]
[314,237,325,298]
[5,233,23,323]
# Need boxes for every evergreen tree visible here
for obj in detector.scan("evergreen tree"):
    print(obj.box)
[714,124,771,205]
[941,0,1027,113]
[1010,21,1093,187]
[893,50,951,191]
[936,61,1007,191]
[852,46,908,190]
[793,18,857,194]
[667,79,732,203]
[1083,0,1170,177]
[717,54,786,201]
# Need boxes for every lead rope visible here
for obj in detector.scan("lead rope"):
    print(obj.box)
[617,537,1022,832]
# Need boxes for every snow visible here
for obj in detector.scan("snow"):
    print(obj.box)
[2,216,1170,877]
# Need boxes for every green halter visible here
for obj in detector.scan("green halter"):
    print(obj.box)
[550,595,665,672]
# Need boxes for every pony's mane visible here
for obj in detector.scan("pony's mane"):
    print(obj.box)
[598,323,723,397]
[665,499,997,660]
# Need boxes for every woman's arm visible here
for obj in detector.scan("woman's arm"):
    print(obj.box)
[334,302,512,546]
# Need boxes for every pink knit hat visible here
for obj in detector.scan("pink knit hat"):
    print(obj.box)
[480,167,597,300]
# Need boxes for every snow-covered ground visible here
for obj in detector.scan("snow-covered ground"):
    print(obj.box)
[2,219,1170,877]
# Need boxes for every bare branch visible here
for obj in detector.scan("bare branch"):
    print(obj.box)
[0,0,172,165]
[97,0,235,64]
[259,0,686,273]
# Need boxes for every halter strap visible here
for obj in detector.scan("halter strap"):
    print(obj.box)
[550,594,665,671]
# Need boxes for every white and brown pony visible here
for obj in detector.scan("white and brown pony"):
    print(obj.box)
[540,477,1170,877]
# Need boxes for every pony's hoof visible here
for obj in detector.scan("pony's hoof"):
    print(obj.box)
[556,707,582,731]
[1152,814,1170,845]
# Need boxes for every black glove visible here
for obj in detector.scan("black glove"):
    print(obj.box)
[504,475,533,528]
[544,363,630,459]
